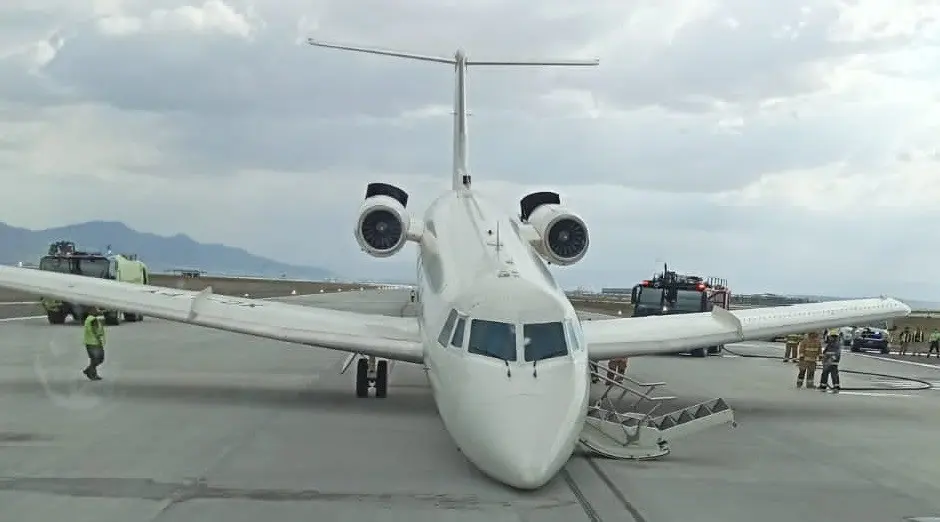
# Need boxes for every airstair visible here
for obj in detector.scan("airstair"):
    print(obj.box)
[579,362,737,460]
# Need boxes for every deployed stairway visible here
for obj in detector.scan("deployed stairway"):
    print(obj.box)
[579,361,737,460]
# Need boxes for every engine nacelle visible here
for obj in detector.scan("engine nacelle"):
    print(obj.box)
[355,195,411,258]
[526,203,590,266]
[355,183,422,258]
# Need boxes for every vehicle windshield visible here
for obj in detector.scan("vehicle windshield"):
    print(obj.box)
[671,290,704,312]
[523,322,568,361]
[636,288,663,306]
[468,319,517,361]
[38,256,70,273]
[39,256,110,278]
[78,258,110,278]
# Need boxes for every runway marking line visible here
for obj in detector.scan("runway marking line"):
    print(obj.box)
[853,352,940,371]
[0,315,46,323]
[837,391,919,398]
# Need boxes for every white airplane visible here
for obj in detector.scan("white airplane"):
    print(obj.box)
[0,40,911,490]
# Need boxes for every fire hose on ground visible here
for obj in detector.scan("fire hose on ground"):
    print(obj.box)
[720,346,934,391]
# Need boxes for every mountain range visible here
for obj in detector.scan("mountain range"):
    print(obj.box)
[0,220,334,280]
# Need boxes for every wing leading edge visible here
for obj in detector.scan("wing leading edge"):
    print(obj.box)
[0,266,424,363]
[583,298,912,359]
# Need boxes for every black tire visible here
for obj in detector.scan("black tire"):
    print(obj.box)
[880,346,890,354]
[690,347,707,358]
[707,345,722,355]
[375,360,389,398]
[355,358,369,398]
[103,312,120,326]
[46,310,66,324]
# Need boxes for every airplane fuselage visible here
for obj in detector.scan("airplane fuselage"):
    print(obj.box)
[412,188,591,489]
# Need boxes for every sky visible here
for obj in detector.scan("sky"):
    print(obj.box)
[1,0,939,300]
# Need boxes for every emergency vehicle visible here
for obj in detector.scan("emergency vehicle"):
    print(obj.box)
[630,265,731,357]
[38,241,149,325]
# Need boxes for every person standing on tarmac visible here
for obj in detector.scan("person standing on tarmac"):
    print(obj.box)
[928,328,940,358]
[783,333,801,362]
[819,333,842,393]
[82,307,106,381]
[796,331,822,388]
[898,326,913,355]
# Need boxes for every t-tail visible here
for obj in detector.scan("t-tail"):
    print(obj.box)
[306,39,599,191]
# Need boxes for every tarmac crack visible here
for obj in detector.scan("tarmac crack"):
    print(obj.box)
[0,476,576,511]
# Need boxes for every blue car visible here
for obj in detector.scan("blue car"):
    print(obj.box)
[851,327,890,354]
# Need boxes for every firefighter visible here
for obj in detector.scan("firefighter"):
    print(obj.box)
[796,331,822,388]
[82,307,106,381]
[783,333,802,362]
[898,326,913,355]
[819,333,841,392]
[607,358,627,383]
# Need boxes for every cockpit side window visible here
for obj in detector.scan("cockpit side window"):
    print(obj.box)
[437,309,458,346]
[564,320,583,352]
[450,316,466,348]
[468,320,517,361]
[523,322,569,361]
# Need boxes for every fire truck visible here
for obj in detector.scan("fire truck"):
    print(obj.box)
[630,264,731,357]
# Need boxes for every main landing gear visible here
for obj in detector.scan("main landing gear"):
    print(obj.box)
[354,356,388,398]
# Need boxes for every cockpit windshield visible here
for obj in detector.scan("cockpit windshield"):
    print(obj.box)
[468,319,517,361]
[523,322,568,361]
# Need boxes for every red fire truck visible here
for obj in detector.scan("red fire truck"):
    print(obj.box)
[630,265,731,357]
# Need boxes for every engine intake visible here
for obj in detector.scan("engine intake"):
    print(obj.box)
[355,183,412,258]
[525,202,589,266]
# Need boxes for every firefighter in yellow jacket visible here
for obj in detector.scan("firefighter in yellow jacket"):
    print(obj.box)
[783,333,802,362]
[796,331,822,388]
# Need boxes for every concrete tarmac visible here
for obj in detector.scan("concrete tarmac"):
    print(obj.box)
[0,296,939,521]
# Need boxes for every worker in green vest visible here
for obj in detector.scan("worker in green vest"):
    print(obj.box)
[928,328,940,358]
[82,306,106,381]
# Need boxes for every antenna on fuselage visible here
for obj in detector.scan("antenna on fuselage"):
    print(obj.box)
[305,39,599,192]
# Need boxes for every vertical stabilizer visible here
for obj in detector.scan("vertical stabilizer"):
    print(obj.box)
[307,39,599,191]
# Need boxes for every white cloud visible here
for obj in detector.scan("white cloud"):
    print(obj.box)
[1,0,939,299]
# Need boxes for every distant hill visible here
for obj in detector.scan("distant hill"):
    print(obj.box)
[0,220,334,280]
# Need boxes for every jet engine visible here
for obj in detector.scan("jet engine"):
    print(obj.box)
[355,183,413,258]
[519,191,589,266]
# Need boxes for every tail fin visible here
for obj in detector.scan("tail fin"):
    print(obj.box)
[307,40,599,191]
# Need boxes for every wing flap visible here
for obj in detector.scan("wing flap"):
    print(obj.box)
[583,297,911,359]
[0,266,424,363]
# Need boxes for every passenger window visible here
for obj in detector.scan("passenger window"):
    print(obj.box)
[523,322,569,361]
[450,317,466,348]
[438,309,458,346]
[468,319,517,361]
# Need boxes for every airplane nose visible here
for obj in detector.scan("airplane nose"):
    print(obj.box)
[468,393,583,490]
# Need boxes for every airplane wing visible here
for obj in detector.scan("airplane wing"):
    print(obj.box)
[582,298,911,359]
[0,266,424,364]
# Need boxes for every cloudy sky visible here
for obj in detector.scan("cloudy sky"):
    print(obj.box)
[1,0,939,299]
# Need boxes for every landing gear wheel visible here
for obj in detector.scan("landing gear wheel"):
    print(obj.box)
[46,311,66,324]
[690,347,707,358]
[375,360,388,398]
[103,312,120,326]
[123,312,139,322]
[355,358,369,398]
[707,345,722,355]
